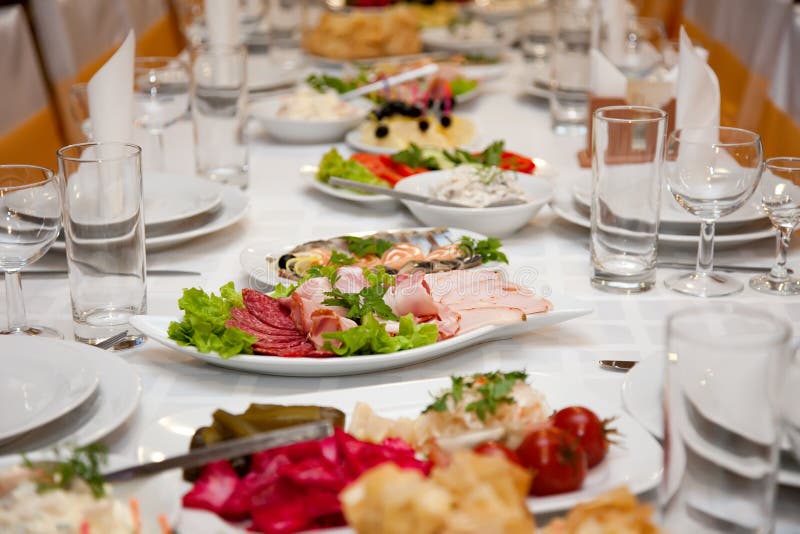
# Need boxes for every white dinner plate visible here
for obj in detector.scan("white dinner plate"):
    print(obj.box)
[136,374,661,522]
[247,54,304,91]
[301,165,398,210]
[144,172,224,226]
[131,295,591,377]
[240,227,491,288]
[0,454,181,533]
[0,338,141,455]
[0,339,99,443]
[549,191,775,246]
[621,355,799,487]
[421,27,509,57]
[345,128,482,155]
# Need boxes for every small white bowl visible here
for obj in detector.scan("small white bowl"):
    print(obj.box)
[250,95,372,144]
[394,169,554,237]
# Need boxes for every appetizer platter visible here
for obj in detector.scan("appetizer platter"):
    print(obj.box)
[136,371,662,533]
[132,228,590,376]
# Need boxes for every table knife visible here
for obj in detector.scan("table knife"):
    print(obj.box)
[328,177,468,207]
[21,269,202,277]
[102,420,333,483]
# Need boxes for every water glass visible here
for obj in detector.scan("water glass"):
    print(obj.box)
[267,0,304,70]
[521,0,552,61]
[134,57,191,171]
[549,0,596,135]
[57,142,147,349]
[660,306,792,533]
[663,127,763,298]
[0,166,62,338]
[590,106,667,293]
[750,157,800,296]
[191,44,249,188]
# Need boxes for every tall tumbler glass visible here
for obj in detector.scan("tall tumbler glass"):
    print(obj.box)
[590,106,667,293]
[57,143,147,349]
[267,0,304,70]
[191,44,249,189]
[660,306,791,533]
[549,0,596,135]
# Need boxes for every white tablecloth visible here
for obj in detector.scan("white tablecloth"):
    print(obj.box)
[7,57,800,531]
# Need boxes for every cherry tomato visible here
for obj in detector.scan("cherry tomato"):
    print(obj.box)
[552,406,617,468]
[498,151,536,174]
[516,427,588,496]
[473,441,522,466]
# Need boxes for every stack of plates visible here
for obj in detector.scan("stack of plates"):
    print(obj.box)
[0,337,141,456]
[54,172,248,251]
[550,168,775,246]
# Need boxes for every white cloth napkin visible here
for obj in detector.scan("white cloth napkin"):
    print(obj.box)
[600,0,627,65]
[87,30,135,143]
[675,26,720,129]
[589,48,628,97]
[205,0,241,46]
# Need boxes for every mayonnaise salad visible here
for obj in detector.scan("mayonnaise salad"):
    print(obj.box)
[277,86,363,121]
[0,466,136,534]
[431,165,529,208]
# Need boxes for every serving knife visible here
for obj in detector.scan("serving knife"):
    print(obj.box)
[102,420,333,483]
[328,177,469,207]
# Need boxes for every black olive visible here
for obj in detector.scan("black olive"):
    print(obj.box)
[388,101,405,113]
[418,119,430,132]
[375,125,389,138]
[278,254,294,269]
[440,115,452,128]
[406,106,422,118]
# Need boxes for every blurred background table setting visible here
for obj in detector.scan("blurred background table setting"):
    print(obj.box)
[0,0,799,532]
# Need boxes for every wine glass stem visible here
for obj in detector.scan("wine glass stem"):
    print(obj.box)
[696,220,716,275]
[4,271,27,333]
[769,228,792,281]
[149,130,165,171]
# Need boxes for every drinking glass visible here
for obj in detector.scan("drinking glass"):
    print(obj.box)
[0,166,61,337]
[614,17,667,79]
[57,143,147,349]
[750,157,800,296]
[267,0,304,70]
[521,0,552,61]
[191,44,249,188]
[660,306,792,533]
[663,127,763,297]
[549,0,597,135]
[134,57,191,171]
[590,106,667,293]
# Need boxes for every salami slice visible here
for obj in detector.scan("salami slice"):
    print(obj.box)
[227,320,306,345]
[242,289,298,330]
[230,307,297,336]
[252,341,314,356]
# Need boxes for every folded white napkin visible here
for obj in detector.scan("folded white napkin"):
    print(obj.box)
[600,0,627,65]
[589,48,628,97]
[205,0,241,46]
[675,26,720,129]
[87,30,135,143]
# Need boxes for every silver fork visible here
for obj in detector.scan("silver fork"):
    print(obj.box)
[95,331,129,350]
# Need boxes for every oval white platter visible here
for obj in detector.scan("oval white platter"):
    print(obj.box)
[131,295,591,377]
[135,373,661,526]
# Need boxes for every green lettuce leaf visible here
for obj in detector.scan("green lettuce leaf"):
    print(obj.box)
[167,282,257,359]
[316,149,391,189]
[323,313,438,356]
[450,77,479,96]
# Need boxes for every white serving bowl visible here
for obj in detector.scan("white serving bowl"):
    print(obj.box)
[250,95,372,144]
[394,169,554,237]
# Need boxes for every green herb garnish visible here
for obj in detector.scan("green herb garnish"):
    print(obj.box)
[22,444,109,498]
[458,236,508,264]
[424,370,528,421]
[317,149,391,190]
[391,144,442,170]
[344,236,394,258]
[322,313,438,356]
[480,140,505,167]
[306,73,360,94]
[322,270,398,322]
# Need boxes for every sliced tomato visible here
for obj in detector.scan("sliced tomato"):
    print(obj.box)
[499,151,536,174]
[350,153,424,186]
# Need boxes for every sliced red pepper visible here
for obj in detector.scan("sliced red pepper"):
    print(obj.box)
[499,151,536,174]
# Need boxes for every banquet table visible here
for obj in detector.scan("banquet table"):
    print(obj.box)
[7,56,800,531]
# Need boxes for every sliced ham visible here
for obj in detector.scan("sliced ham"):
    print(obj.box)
[308,308,358,350]
[333,266,369,294]
[383,271,440,319]
[425,270,552,315]
[457,306,526,334]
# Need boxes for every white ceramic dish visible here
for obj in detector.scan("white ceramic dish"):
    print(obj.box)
[459,57,512,81]
[0,454,181,533]
[144,172,224,226]
[621,355,799,487]
[250,96,372,144]
[550,192,775,246]
[0,339,141,456]
[136,374,661,523]
[394,169,554,237]
[247,54,303,91]
[421,27,508,57]
[345,127,481,155]
[0,340,99,443]
[301,165,398,210]
[131,296,591,377]
[240,227,490,288]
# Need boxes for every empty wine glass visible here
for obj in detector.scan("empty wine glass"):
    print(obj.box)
[134,57,190,171]
[750,157,800,295]
[663,127,764,297]
[0,165,62,337]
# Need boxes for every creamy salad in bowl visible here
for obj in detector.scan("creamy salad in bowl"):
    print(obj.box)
[276,86,363,121]
[431,165,529,207]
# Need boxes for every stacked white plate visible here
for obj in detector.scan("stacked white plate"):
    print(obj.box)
[0,336,141,456]
[53,171,248,251]
[550,168,775,246]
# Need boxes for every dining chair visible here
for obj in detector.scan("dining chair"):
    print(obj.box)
[0,5,65,169]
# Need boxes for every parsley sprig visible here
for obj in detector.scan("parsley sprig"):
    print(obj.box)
[424,371,528,421]
[391,144,442,170]
[22,443,108,498]
[458,236,508,264]
[322,266,397,321]
[345,236,394,258]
